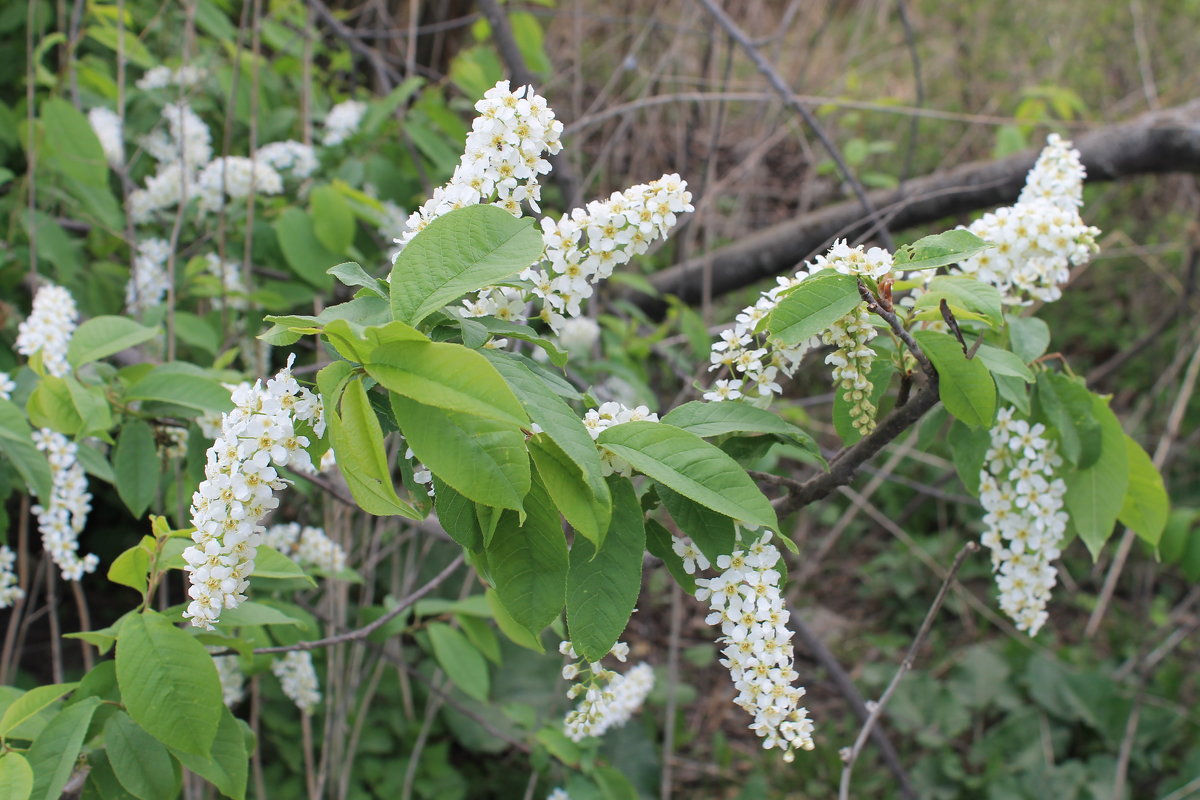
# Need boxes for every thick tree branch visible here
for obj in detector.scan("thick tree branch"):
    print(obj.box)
[632,99,1200,317]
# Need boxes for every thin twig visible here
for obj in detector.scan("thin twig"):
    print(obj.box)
[693,0,894,251]
[837,541,979,800]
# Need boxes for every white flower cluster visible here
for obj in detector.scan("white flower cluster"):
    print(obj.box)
[157,425,190,460]
[546,789,570,800]
[703,239,890,406]
[671,536,710,574]
[510,174,693,331]
[693,531,815,761]
[31,429,98,581]
[130,103,214,222]
[196,156,284,214]
[126,237,173,313]
[394,82,562,253]
[16,284,78,378]
[952,135,1099,305]
[136,64,207,90]
[204,253,249,310]
[978,408,1069,636]
[257,140,318,179]
[581,402,659,477]
[555,316,601,355]
[87,107,125,168]
[272,650,321,712]
[211,651,246,706]
[0,545,24,609]
[821,305,879,435]
[263,522,347,573]
[183,357,325,628]
[322,99,367,147]
[559,640,654,742]
[0,372,14,401]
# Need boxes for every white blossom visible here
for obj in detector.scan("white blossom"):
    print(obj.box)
[211,651,245,706]
[136,65,207,90]
[263,521,347,573]
[693,531,815,761]
[257,140,318,179]
[0,545,24,608]
[16,284,78,378]
[88,107,125,168]
[821,305,878,435]
[560,640,654,742]
[196,156,283,214]
[581,402,659,477]
[31,429,98,581]
[126,237,173,313]
[272,651,321,712]
[0,372,14,401]
[322,100,367,146]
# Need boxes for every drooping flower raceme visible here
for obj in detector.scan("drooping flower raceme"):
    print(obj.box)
[31,429,98,581]
[951,135,1099,305]
[581,402,659,477]
[196,156,284,214]
[126,238,173,313]
[17,284,78,378]
[263,522,347,573]
[273,651,321,712]
[821,305,879,436]
[0,545,24,609]
[256,140,318,179]
[88,107,125,168]
[210,650,246,706]
[136,65,207,91]
[0,372,15,401]
[559,641,655,742]
[692,531,815,761]
[978,407,1069,635]
[183,357,324,629]
[322,99,367,147]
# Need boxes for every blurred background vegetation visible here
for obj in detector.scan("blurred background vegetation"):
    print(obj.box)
[1,1,1198,798]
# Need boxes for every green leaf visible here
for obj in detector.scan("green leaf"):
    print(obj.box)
[596,421,778,531]
[327,261,387,299]
[484,588,543,653]
[1034,372,1101,468]
[251,546,317,585]
[0,683,79,737]
[0,753,33,800]
[309,185,356,255]
[893,229,992,271]
[913,330,996,429]
[389,204,543,326]
[26,696,100,800]
[116,610,223,756]
[1118,436,1168,548]
[567,478,645,662]
[274,208,337,289]
[913,276,1004,328]
[0,399,53,500]
[67,317,159,368]
[170,706,248,800]
[359,76,424,137]
[432,478,483,550]
[325,376,422,519]
[26,376,83,435]
[1007,316,1050,363]
[65,377,113,438]
[215,600,303,627]
[392,394,530,512]
[975,343,1034,382]
[766,269,863,347]
[644,519,696,594]
[994,373,1031,416]
[367,340,528,428]
[83,750,138,800]
[112,420,158,518]
[530,434,611,547]
[107,540,151,594]
[1064,393,1129,559]
[655,483,735,564]
[484,473,568,633]
[41,98,108,187]
[427,623,490,702]
[105,711,180,800]
[660,401,823,463]
[125,366,234,414]
[949,420,991,497]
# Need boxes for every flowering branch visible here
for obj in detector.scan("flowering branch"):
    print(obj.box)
[837,540,980,800]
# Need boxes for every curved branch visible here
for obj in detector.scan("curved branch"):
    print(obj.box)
[632,99,1200,317]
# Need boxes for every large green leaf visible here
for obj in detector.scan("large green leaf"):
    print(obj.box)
[912,276,1003,328]
[1034,372,1101,469]
[26,696,100,800]
[1064,393,1129,559]
[1117,436,1168,548]
[660,401,822,462]
[67,317,160,368]
[484,588,544,653]
[274,208,337,289]
[0,753,33,800]
[913,330,996,429]
[644,518,696,595]
[596,421,778,531]
[484,473,568,633]
[367,340,527,427]
[975,343,1034,382]
[324,375,422,519]
[112,419,159,518]
[0,683,78,737]
[766,269,862,347]
[432,478,484,551]
[893,229,991,271]
[427,623,490,702]
[105,711,181,800]
[567,478,646,662]
[125,366,234,414]
[391,394,530,512]
[309,185,356,256]
[1007,316,1050,363]
[0,399,52,499]
[655,483,736,564]
[41,98,108,187]
[389,204,543,326]
[170,706,248,800]
[530,434,611,547]
[115,610,223,756]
